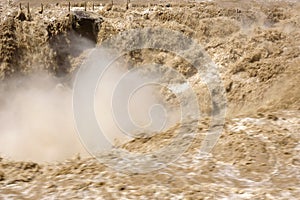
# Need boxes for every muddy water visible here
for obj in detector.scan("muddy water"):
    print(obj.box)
[0,0,299,199]
[0,111,299,199]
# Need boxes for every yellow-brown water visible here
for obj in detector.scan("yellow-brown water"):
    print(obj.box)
[0,0,299,199]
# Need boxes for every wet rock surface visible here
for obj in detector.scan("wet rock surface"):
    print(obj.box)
[71,11,103,43]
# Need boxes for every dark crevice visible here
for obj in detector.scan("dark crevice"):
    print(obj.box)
[48,11,103,76]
